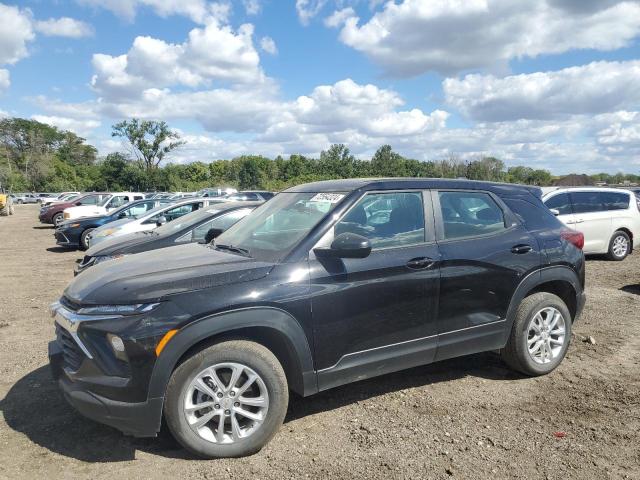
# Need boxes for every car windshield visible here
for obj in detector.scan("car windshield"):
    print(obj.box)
[214,192,345,261]
[155,208,222,234]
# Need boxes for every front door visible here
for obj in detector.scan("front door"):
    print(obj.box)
[309,190,440,391]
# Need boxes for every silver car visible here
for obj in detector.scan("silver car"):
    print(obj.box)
[86,198,219,248]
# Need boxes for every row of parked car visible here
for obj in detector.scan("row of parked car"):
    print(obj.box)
[44,179,637,459]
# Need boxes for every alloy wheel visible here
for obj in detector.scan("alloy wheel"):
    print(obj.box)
[612,235,628,258]
[184,362,269,444]
[527,307,566,364]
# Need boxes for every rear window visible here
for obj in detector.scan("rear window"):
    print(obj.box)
[601,192,629,211]
[569,192,604,214]
[438,191,506,240]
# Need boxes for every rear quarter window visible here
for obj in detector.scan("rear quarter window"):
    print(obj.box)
[601,192,630,211]
[503,198,560,231]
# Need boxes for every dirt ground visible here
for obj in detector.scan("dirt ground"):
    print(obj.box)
[0,204,638,479]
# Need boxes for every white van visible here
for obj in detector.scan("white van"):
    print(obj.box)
[542,188,639,260]
[63,192,145,221]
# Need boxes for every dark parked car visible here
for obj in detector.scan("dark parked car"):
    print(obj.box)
[49,178,585,459]
[39,193,111,226]
[74,201,260,274]
[55,198,172,250]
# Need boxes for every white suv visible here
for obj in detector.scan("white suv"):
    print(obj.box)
[63,192,145,221]
[542,187,639,260]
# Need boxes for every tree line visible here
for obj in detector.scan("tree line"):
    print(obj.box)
[1,117,638,193]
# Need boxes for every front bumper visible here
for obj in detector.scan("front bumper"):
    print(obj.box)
[47,301,170,437]
[55,228,80,247]
[49,341,163,437]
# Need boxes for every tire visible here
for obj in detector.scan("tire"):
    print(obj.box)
[80,228,94,250]
[17,200,23,204]
[607,230,630,261]
[0,206,7,216]
[501,292,572,376]
[164,340,288,459]
[52,213,64,226]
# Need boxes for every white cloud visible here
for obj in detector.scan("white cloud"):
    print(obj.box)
[243,0,261,15]
[296,0,327,25]
[75,0,231,24]
[0,68,9,92]
[324,7,355,28]
[35,17,93,38]
[260,36,277,55]
[444,60,640,122]
[31,115,101,138]
[0,4,35,65]
[91,20,264,100]
[330,0,640,76]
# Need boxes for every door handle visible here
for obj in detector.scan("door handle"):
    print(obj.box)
[574,218,584,223]
[511,244,532,254]
[406,257,434,269]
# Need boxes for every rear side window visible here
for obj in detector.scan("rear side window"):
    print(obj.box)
[503,198,559,231]
[601,192,629,211]
[438,191,506,240]
[544,193,572,215]
[570,192,604,214]
[334,192,425,249]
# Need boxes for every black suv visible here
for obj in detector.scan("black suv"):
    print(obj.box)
[48,179,586,458]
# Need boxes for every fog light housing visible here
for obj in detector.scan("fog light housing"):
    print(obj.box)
[107,333,128,361]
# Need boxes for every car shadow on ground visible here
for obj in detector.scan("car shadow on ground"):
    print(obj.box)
[0,353,522,463]
[620,284,640,295]
[46,246,76,253]
[32,225,53,230]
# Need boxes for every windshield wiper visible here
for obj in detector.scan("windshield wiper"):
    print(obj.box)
[214,243,251,257]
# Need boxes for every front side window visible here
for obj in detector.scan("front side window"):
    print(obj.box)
[544,193,572,215]
[601,192,629,211]
[215,192,344,261]
[119,201,155,218]
[78,194,102,206]
[334,192,425,249]
[569,191,604,214]
[439,191,506,240]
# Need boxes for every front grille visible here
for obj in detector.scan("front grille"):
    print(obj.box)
[55,231,70,244]
[59,296,81,312]
[56,324,85,371]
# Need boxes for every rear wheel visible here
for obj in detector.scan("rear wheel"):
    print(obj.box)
[164,340,288,459]
[52,213,64,226]
[501,292,572,376]
[17,199,23,204]
[607,231,630,261]
[80,228,94,250]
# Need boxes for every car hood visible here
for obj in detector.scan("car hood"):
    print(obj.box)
[64,205,107,218]
[65,243,274,305]
[86,231,158,256]
[59,214,109,228]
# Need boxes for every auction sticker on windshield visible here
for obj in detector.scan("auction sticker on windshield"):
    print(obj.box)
[309,193,345,203]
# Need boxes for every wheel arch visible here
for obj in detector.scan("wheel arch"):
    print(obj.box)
[502,266,582,345]
[147,307,317,402]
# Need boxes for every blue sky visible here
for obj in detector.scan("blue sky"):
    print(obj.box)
[1,0,639,174]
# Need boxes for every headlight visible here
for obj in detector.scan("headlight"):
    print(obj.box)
[63,212,70,219]
[93,254,126,265]
[77,303,160,315]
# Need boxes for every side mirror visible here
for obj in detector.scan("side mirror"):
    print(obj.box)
[204,227,224,244]
[314,232,372,259]
[549,208,560,216]
[156,216,167,227]
[75,202,82,206]
[118,212,128,219]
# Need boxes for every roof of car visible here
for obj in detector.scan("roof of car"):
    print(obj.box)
[285,178,541,196]
[542,186,634,197]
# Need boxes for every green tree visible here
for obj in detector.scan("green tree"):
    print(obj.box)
[112,119,185,172]
[371,145,407,177]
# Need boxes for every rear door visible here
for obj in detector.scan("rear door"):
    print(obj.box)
[568,191,611,254]
[433,190,541,360]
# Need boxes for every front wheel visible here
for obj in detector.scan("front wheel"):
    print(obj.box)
[164,340,288,459]
[80,228,94,250]
[607,231,630,261]
[52,213,63,226]
[501,292,572,376]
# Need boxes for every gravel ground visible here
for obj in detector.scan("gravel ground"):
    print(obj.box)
[0,204,639,480]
